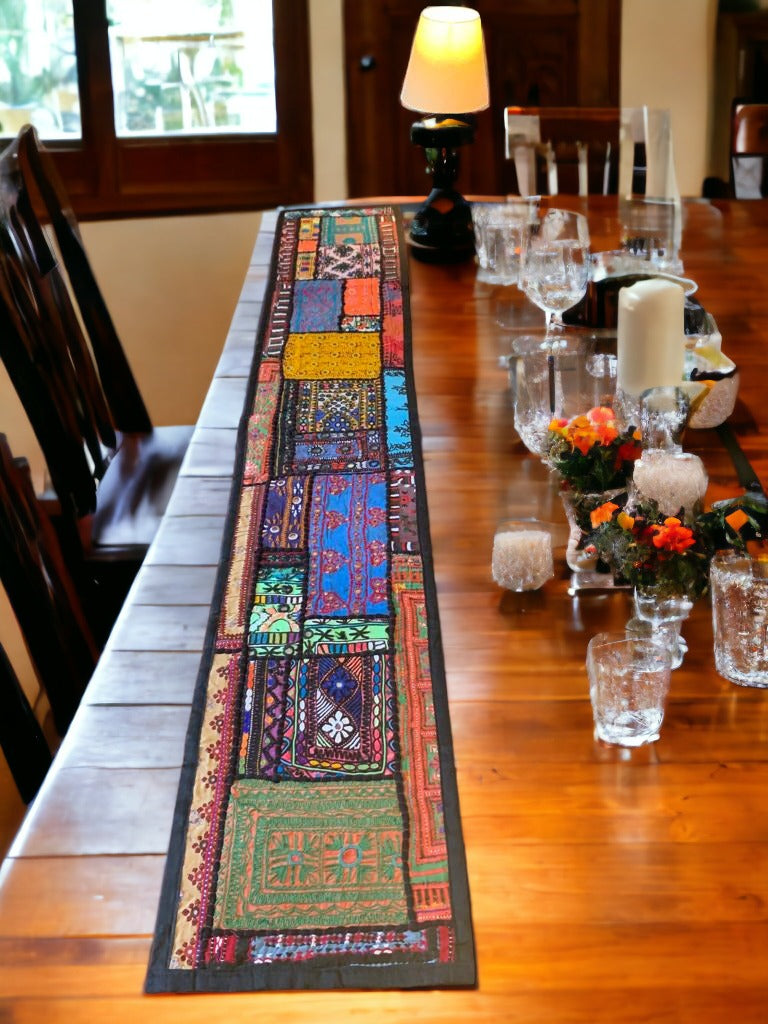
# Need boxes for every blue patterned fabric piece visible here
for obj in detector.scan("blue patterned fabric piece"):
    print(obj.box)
[384,370,413,468]
[290,279,343,332]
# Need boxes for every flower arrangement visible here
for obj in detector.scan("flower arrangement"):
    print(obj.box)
[695,491,768,555]
[588,498,712,599]
[547,406,642,494]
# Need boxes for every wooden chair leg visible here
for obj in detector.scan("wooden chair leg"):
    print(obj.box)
[0,645,52,803]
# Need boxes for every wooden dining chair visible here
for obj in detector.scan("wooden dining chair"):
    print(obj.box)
[0,642,52,804]
[504,106,620,197]
[15,124,152,432]
[0,434,98,751]
[730,102,768,198]
[0,126,193,640]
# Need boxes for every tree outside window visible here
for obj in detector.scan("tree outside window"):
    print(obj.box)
[0,0,79,138]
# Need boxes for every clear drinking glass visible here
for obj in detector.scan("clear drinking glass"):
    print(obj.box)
[511,334,596,456]
[519,208,590,346]
[710,552,768,688]
[471,197,539,286]
[587,632,673,746]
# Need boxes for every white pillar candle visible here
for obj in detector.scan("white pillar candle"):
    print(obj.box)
[617,279,685,397]
[492,528,554,591]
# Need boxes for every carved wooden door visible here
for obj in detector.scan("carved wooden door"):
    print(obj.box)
[343,0,621,198]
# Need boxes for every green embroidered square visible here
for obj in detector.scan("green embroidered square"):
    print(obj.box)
[321,213,378,246]
[214,779,409,931]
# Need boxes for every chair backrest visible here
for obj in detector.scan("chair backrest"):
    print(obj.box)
[504,106,620,196]
[0,127,134,521]
[0,434,98,738]
[730,102,768,198]
[0,223,110,521]
[14,125,152,432]
[0,641,52,803]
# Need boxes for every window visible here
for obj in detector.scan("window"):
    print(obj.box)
[0,0,79,138]
[0,0,312,217]
[107,1,277,138]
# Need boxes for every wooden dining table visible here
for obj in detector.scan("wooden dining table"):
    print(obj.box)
[0,195,766,1022]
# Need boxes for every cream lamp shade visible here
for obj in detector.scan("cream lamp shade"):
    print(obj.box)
[400,6,489,115]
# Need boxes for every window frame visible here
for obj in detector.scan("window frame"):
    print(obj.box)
[21,0,314,218]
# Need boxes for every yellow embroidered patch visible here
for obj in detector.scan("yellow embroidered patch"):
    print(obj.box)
[283,332,380,379]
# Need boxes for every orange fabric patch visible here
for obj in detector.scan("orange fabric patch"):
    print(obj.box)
[344,277,380,317]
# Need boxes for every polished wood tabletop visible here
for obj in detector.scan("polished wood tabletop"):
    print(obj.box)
[0,197,767,1022]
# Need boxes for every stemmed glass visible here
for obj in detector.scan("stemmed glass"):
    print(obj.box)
[519,209,591,348]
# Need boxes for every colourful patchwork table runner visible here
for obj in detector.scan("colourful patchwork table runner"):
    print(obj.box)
[146,206,475,992]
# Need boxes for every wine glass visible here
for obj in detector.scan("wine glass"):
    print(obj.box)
[519,209,591,347]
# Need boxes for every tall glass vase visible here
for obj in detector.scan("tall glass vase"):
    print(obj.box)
[560,488,626,593]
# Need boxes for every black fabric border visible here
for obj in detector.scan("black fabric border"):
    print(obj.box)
[145,205,476,993]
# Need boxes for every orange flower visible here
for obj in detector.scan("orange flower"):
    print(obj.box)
[590,501,619,528]
[564,414,591,434]
[548,417,569,434]
[587,406,615,425]
[725,508,749,533]
[651,516,696,553]
[593,421,619,445]
[565,417,599,455]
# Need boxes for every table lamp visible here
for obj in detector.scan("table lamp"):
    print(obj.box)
[400,5,489,263]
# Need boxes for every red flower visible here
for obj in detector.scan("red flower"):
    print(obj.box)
[615,440,642,466]
[651,517,696,553]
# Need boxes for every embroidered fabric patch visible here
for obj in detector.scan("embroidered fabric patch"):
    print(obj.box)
[282,332,381,380]
[213,779,409,931]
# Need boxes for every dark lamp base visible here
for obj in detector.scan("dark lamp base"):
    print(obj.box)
[407,116,477,264]
[407,187,475,264]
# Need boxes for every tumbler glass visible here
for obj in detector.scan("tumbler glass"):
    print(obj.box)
[710,552,768,688]
[587,631,673,745]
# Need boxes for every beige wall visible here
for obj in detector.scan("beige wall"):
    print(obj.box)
[620,0,719,196]
[309,0,348,200]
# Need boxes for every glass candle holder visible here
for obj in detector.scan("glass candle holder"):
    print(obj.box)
[625,614,687,670]
[639,385,689,451]
[491,520,567,591]
[631,449,708,521]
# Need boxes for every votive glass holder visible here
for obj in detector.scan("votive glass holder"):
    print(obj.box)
[492,519,567,592]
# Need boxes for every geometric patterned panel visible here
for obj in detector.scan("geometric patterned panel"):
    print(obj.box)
[213,779,409,931]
